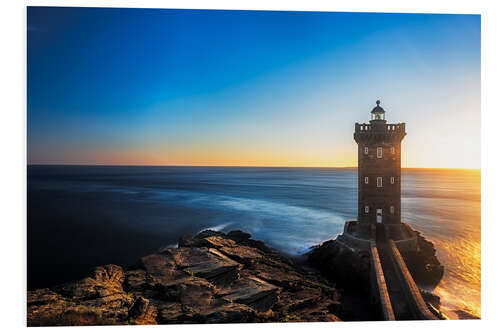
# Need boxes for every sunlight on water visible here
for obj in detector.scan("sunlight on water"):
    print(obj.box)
[432,239,481,319]
[402,169,481,318]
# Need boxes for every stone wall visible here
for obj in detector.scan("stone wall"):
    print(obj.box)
[337,233,371,252]
[369,241,395,320]
[388,240,437,320]
[354,122,406,225]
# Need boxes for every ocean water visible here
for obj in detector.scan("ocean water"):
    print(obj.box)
[27,166,480,318]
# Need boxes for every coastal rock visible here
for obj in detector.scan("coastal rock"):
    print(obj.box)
[178,230,226,248]
[27,264,133,326]
[52,264,126,300]
[420,290,440,310]
[454,310,480,320]
[307,225,444,291]
[140,253,185,285]
[306,223,445,321]
[172,247,242,285]
[307,239,371,293]
[124,269,154,291]
[226,230,252,242]
[217,276,280,312]
[420,290,447,319]
[128,296,158,325]
[27,230,343,326]
[399,231,444,288]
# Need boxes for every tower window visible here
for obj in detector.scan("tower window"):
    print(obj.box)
[391,147,395,154]
[390,177,395,184]
[364,147,368,155]
[377,177,383,187]
[364,176,369,184]
[390,206,395,214]
[365,205,369,213]
[377,147,382,158]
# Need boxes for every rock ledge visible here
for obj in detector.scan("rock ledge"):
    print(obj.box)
[28,230,342,326]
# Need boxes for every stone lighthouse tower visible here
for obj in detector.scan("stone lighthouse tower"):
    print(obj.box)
[354,101,406,225]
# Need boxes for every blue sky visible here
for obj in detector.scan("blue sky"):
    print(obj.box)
[27,7,480,168]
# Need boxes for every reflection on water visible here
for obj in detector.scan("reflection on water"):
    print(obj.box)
[402,169,481,318]
[27,166,481,319]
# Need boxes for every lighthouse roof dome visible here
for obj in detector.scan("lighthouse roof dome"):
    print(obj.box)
[371,100,385,113]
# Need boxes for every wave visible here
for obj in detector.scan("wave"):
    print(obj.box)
[148,189,345,255]
[198,222,233,233]
[33,181,346,255]
[158,243,178,253]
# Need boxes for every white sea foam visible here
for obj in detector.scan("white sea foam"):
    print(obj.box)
[158,243,178,253]
[150,189,345,255]
[198,222,233,233]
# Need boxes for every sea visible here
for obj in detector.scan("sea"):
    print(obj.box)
[27,165,481,319]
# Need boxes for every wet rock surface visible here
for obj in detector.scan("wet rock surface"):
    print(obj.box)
[27,230,342,326]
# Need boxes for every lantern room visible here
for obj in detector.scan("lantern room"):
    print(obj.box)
[370,100,386,122]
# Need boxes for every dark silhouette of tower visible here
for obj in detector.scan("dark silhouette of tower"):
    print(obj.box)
[354,101,406,225]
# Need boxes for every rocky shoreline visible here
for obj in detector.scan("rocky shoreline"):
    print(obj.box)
[28,230,344,326]
[27,228,456,326]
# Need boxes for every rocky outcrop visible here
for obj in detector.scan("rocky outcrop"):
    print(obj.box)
[307,239,371,293]
[307,223,444,321]
[27,265,134,326]
[399,231,444,288]
[454,310,480,320]
[308,225,443,291]
[27,230,342,326]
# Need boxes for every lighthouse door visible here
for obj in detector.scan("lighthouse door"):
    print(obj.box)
[376,209,382,223]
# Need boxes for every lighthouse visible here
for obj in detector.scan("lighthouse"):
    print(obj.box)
[354,101,406,225]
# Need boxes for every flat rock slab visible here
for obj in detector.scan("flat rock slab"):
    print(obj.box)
[125,269,154,290]
[219,245,264,263]
[140,253,186,285]
[203,236,238,248]
[172,247,242,284]
[218,276,280,312]
[158,302,262,324]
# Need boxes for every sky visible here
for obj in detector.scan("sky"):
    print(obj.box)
[27,7,481,168]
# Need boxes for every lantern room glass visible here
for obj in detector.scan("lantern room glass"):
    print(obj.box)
[372,112,385,121]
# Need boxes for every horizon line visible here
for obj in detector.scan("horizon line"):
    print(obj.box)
[26,163,481,171]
